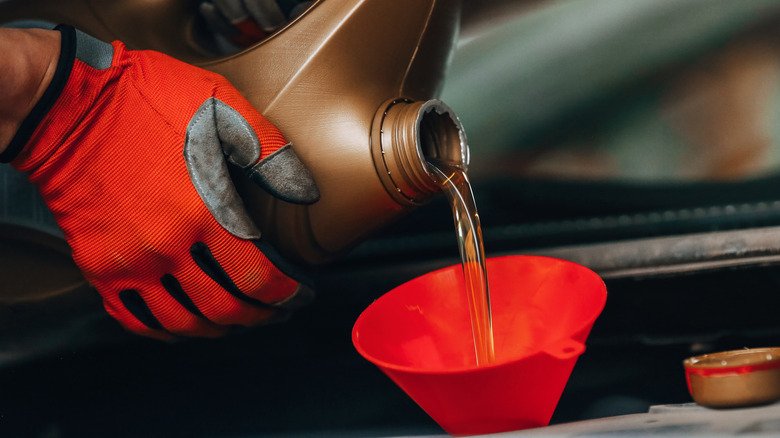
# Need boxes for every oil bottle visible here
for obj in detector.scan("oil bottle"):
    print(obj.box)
[0,0,468,265]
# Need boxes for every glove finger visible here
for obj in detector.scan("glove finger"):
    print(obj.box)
[154,276,232,337]
[195,92,319,205]
[195,239,298,304]
[246,144,320,204]
[104,285,229,339]
[172,242,285,327]
[174,274,279,328]
[104,289,173,341]
[191,237,314,326]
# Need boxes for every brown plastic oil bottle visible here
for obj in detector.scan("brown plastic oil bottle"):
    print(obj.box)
[0,0,468,265]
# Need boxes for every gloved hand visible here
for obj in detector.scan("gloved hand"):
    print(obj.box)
[1,25,319,340]
[199,0,313,51]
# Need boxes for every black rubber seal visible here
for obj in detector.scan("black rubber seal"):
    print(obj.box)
[0,24,76,163]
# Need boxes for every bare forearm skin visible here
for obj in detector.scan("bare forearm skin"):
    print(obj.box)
[0,27,60,155]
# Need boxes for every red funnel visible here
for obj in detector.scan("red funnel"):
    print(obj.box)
[352,255,606,436]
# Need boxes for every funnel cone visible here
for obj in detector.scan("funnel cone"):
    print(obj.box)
[352,255,606,436]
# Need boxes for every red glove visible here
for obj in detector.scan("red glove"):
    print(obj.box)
[1,25,319,340]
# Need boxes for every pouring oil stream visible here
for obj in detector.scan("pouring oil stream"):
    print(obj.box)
[429,160,495,365]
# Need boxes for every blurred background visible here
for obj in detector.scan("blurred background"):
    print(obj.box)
[5,0,780,436]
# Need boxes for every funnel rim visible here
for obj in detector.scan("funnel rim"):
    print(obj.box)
[351,255,606,375]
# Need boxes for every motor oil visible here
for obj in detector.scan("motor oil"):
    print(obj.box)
[429,160,495,365]
[0,0,467,265]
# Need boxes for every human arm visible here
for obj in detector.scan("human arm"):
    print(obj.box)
[0,27,59,155]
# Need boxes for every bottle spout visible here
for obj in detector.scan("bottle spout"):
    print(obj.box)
[372,98,469,205]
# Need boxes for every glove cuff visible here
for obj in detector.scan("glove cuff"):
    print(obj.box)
[0,24,76,163]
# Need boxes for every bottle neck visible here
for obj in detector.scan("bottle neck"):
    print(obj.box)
[371,98,469,205]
